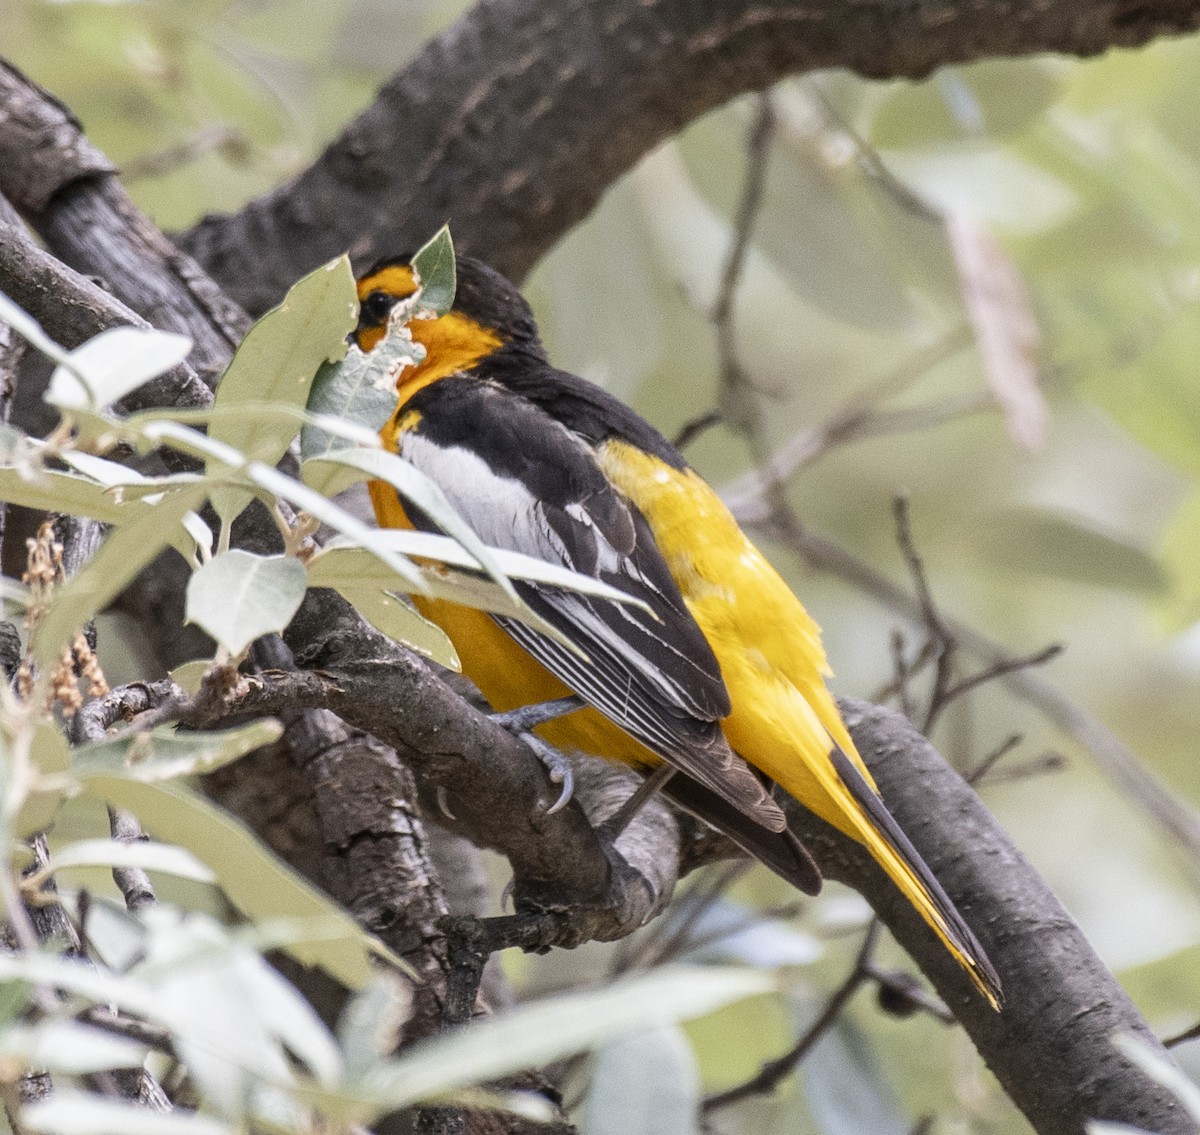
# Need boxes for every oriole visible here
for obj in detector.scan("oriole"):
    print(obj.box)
[355,254,1001,1008]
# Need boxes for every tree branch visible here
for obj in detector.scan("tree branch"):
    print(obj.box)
[0,32,1193,1135]
[799,700,1192,1135]
[179,0,1200,313]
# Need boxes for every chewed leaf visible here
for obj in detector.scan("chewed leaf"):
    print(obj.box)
[301,340,419,489]
[410,226,456,317]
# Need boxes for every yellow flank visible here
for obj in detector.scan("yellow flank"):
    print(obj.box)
[595,440,996,1007]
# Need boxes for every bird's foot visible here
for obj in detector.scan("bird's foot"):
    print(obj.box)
[490,695,583,733]
[490,696,584,814]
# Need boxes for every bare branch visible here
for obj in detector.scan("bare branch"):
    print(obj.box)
[704,921,882,1112]
[177,0,1200,312]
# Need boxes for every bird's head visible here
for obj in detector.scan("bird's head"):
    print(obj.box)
[353,254,543,369]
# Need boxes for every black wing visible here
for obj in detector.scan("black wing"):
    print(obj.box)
[393,376,786,833]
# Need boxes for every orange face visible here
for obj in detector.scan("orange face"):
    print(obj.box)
[354,262,504,393]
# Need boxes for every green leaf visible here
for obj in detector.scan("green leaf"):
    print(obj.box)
[46,327,192,412]
[0,465,126,523]
[209,255,358,469]
[185,550,308,655]
[1157,486,1200,631]
[73,720,283,783]
[307,543,581,655]
[209,485,255,534]
[34,482,210,668]
[36,839,217,884]
[803,1023,909,1135]
[310,533,648,610]
[305,447,517,601]
[0,1021,148,1075]
[410,226,457,317]
[300,343,420,487]
[23,1093,234,1135]
[362,967,773,1110]
[80,777,376,988]
[336,587,459,668]
[169,659,210,696]
[974,505,1167,593]
[583,1026,699,1135]
[245,461,426,591]
[13,723,71,839]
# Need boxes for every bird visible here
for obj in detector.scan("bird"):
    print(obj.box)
[353,252,1002,1009]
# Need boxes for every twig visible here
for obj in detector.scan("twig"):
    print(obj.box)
[892,496,956,733]
[721,326,976,521]
[805,80,943,224]
[78,1009,174,1055]
[981,751,1065,786]
[937,643,1063,715]
[1163,1020,1200,1049]
[738,512,1200,873]
[703,921,882,1113]
[107,808,156,913]
[966,733,1024,786]
[674,93,776,449]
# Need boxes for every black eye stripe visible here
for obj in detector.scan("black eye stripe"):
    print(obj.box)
[359,289,398,325]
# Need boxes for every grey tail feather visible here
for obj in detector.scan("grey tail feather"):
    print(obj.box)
[827,744,1003,1005]
[663,775,823,895]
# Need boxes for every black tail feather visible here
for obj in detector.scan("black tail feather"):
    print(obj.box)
[827,745,1003,1005]
[663,775,823,895]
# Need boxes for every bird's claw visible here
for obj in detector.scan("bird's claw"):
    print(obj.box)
[489,698,581,813]
[519,732,575,814]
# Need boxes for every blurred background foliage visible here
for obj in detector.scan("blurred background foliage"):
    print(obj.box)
[5,0,1200,1130]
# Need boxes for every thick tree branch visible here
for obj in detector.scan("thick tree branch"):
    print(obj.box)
[0,38,1193,1135]
[180,0,1200,313]
[805,700,1190,1135]
[0,60,248,383]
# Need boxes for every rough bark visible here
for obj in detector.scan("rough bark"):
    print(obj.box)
[0,7,1194,1130]
[181,0,1200,314]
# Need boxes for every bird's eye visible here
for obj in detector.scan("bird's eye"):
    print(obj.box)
[359,289,397,326]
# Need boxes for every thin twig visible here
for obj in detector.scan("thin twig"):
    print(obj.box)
[720,326,976,516]
[740,513,1200,874]
[966,733,1024,786]
[1163,1020,1200,1049]
[674,93,777,450]
[937,643,1063,714]
[703,920,882,1113]
[805,80,943,224]
[892,496,956,733]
